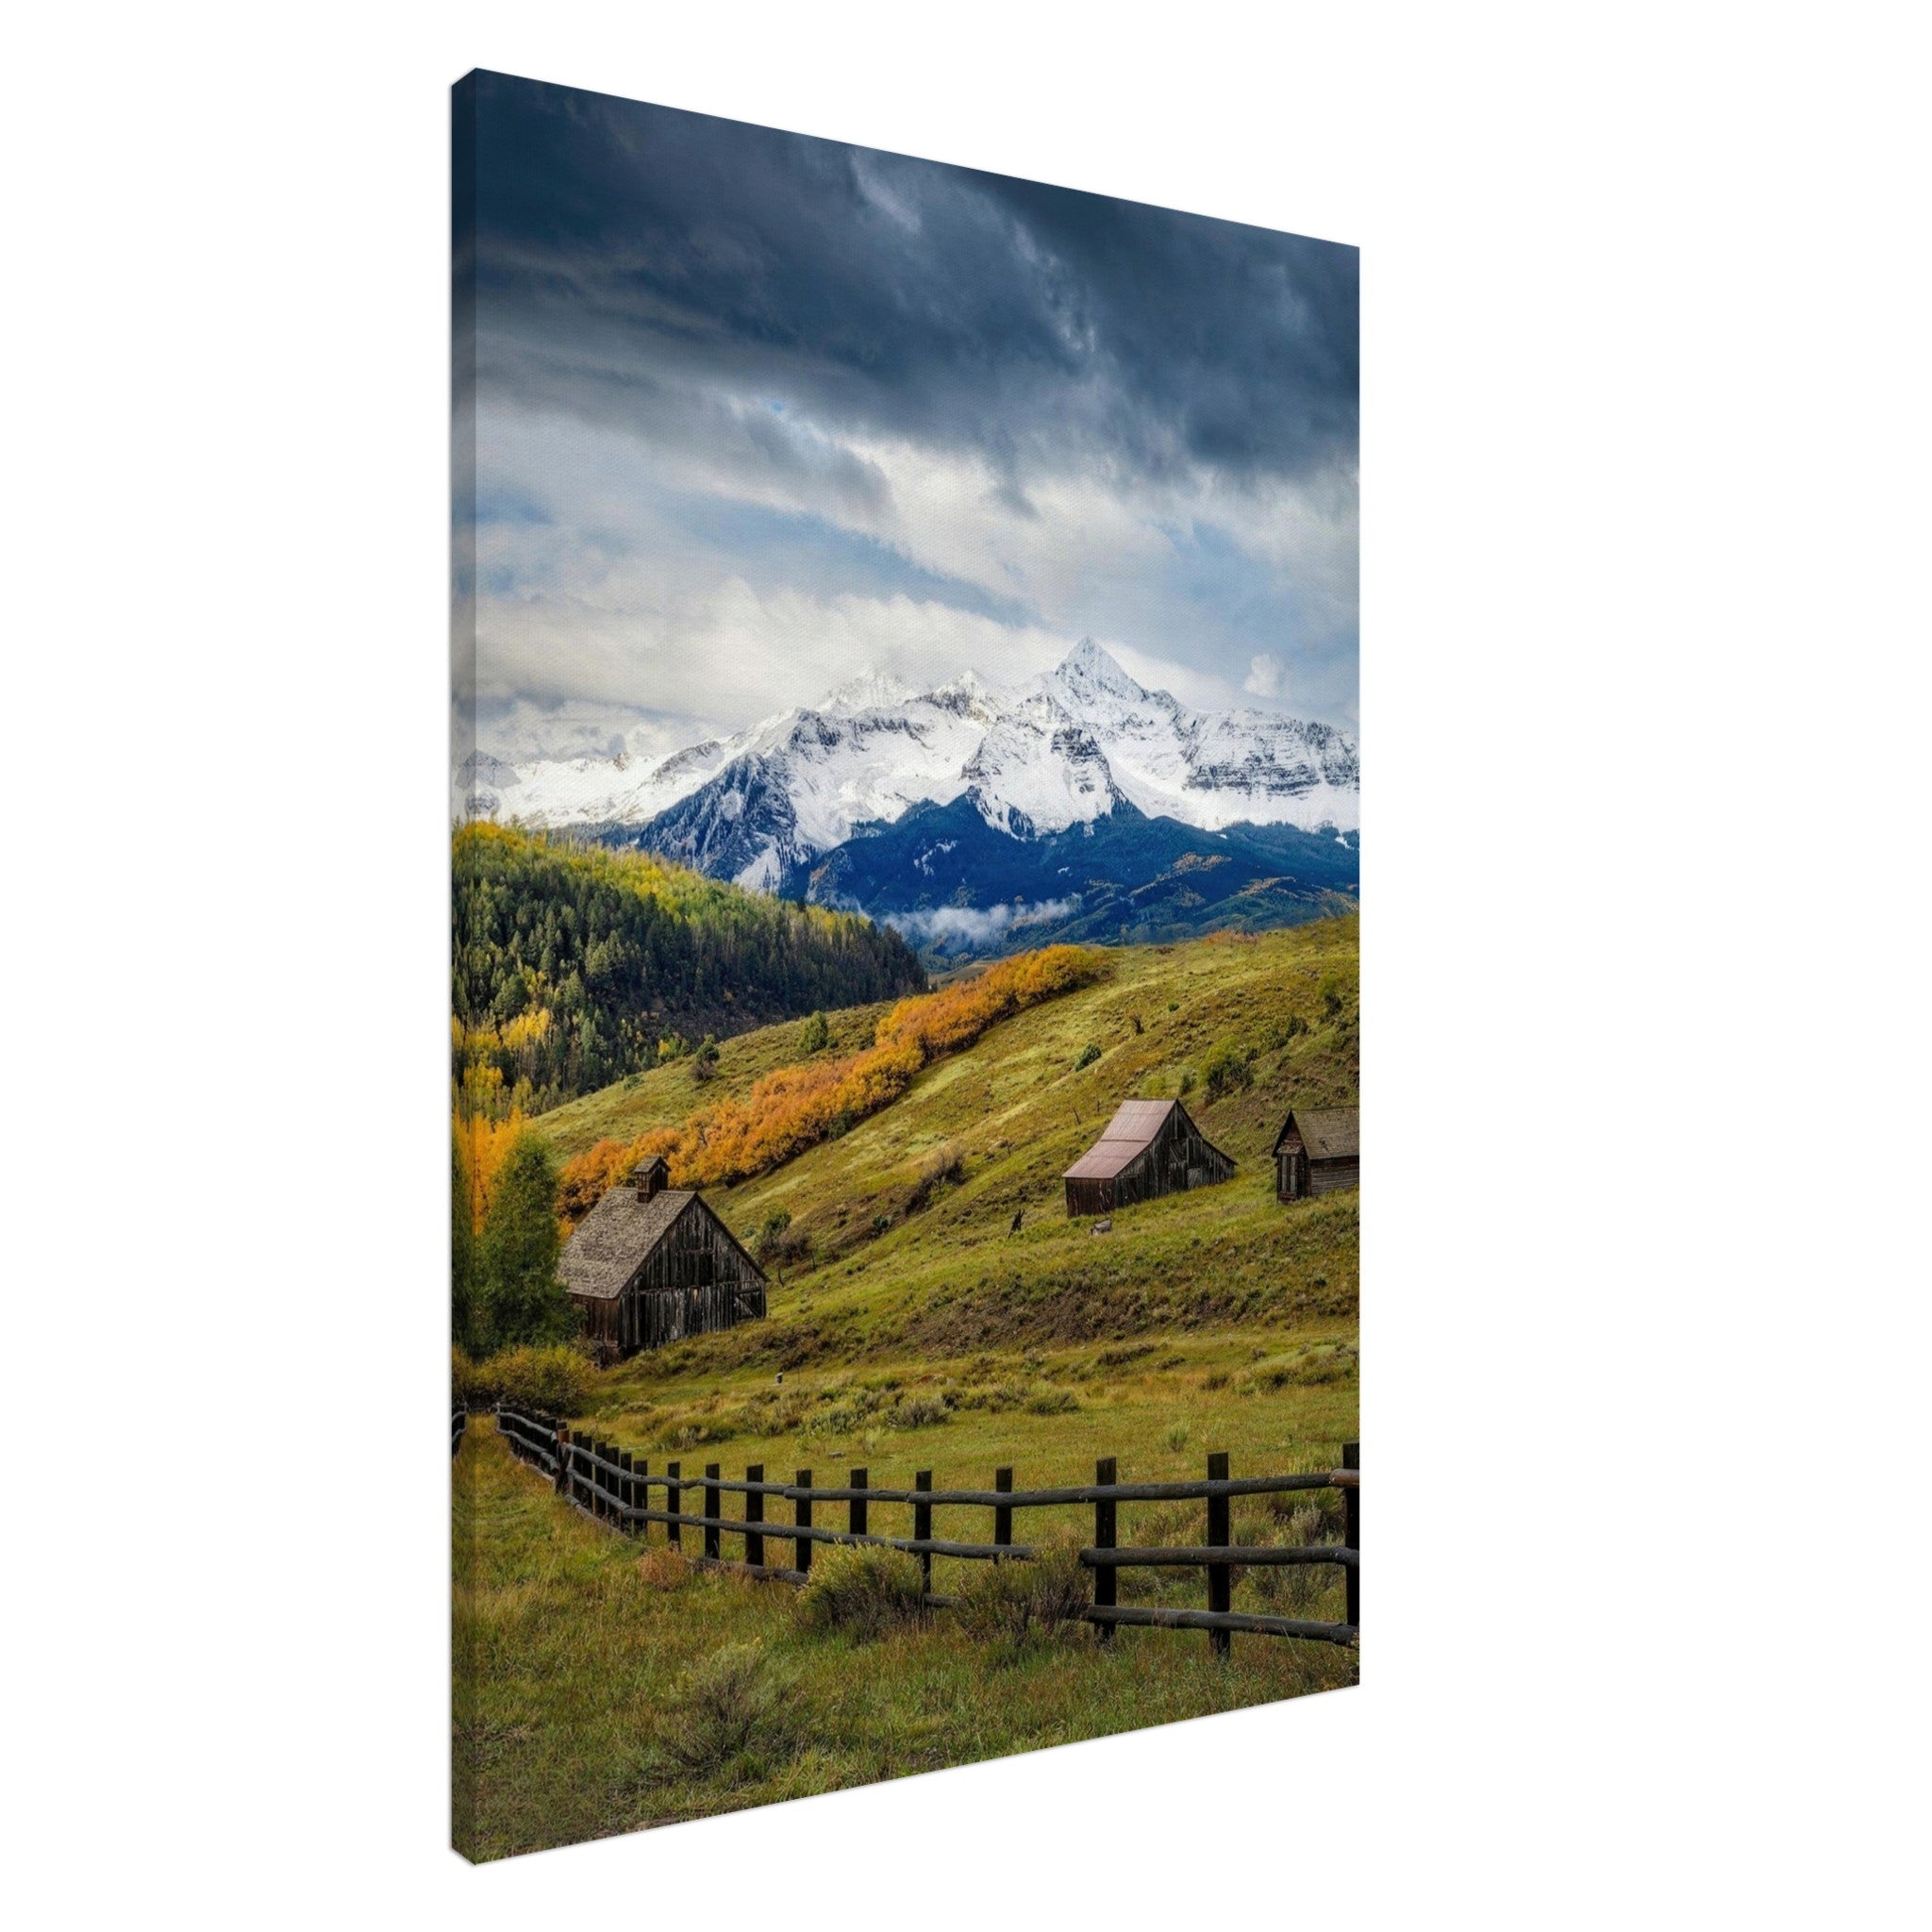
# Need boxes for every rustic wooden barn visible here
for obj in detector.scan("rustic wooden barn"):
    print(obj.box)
[559,1160,767,1360]
[1272,1106,1359,1202]
[1062,1098,1235,1217]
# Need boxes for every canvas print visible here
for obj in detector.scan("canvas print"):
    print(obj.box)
[453,68,1358,1862]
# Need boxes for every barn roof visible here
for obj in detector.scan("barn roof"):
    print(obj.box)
[558,1188,766,1301]
[1063,1098,1228,1181]
[1272,1107,1359,1161]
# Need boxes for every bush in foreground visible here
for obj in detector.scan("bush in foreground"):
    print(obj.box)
[453,1342,594,1415]
[655,1643,797,1784]
[794,1545,928,1642]
[958,1531,1090,1653]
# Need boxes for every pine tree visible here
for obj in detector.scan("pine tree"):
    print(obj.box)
[479,1131,575,1347]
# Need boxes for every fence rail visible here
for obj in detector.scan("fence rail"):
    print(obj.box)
[452,1402,467,1459]
[491,1399,1358,1653]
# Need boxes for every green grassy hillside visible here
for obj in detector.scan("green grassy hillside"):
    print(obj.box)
[532,914,1357,1449]
[461,917,1361,1857]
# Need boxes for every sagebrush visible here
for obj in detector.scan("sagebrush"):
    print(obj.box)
[794,1545,928,1641]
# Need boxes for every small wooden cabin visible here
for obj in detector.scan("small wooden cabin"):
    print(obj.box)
[559,1159,767,1360]
[1062,1098,1235,1217]
[1273,1107,1359,1202]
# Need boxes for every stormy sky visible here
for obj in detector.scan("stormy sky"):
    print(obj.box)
[456,71,1358,763]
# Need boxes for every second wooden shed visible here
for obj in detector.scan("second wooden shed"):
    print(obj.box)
[1272,1106,1359,1201]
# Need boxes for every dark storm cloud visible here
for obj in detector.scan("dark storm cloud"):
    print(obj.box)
[458,71,1358,747]
[463,70,1357,493]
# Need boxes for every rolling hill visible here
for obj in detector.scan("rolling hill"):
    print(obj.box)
[533,913,1359,1382]
[465,914,1362,1857]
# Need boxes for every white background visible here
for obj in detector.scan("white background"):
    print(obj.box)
[7,4,1926,1925]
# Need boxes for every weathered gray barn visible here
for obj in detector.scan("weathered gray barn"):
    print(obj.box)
[1062,1098,1235,1217]
[1272,1107,1359,1202]
[559,1158,767,1360]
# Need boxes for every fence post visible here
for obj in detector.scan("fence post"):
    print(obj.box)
[1206,1451,1231,1658]
[619,1449,633,1534]
[745,1463,765,1567]
[1093,1456,1117,1644]
[554,1424,568,1497]
[794,1468,813,1576]
[704,1463,721,1560]
[914,1470,933,1595]
[994,1466,1012,1551]
[667,1460,682,1550]
[850,1467,869,1541]
[595,1440,610,1522]
[1341,1440,1359,1629]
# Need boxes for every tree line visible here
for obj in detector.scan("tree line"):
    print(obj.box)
[453,822,925,1116]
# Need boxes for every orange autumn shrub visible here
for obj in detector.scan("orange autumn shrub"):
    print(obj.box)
[875,943,1094,1058]
[555,945,1103,1223]
[556,1136,641,1227]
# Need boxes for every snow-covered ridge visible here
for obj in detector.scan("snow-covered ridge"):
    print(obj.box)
[462,641,1358,891]
[455,735,746,827]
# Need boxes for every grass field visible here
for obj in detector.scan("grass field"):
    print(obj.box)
[455,1420,1357,1862]
[457,915,1360,1860]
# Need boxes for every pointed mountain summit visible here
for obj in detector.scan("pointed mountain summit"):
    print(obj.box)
[469,641,1358,903]
[1046,637,1147,709]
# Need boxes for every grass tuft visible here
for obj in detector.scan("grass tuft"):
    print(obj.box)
[652,1642,798,1784]
[958,1530,1091,1655]
[794,1545,929,1641]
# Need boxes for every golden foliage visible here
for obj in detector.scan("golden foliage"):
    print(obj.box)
[555,945,1102,1226]
[456,1108,527,1234]
[454,1005,554,1122]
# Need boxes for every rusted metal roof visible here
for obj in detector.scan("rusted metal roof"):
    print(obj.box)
[1272,1106,1359,1161]
[1063,1098,1187,1181]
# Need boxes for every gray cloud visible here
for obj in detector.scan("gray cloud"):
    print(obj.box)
[458,71,1357,744]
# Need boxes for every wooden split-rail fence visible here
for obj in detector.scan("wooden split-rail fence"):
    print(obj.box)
[452,1401,466,1458]
[488,1398,1358,1653]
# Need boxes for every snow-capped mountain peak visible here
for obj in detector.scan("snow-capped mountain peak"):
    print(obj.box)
[922,667,1009,721]
[464,640,1358,895]
[821,665,920,717]
[1045,637,1147,711]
